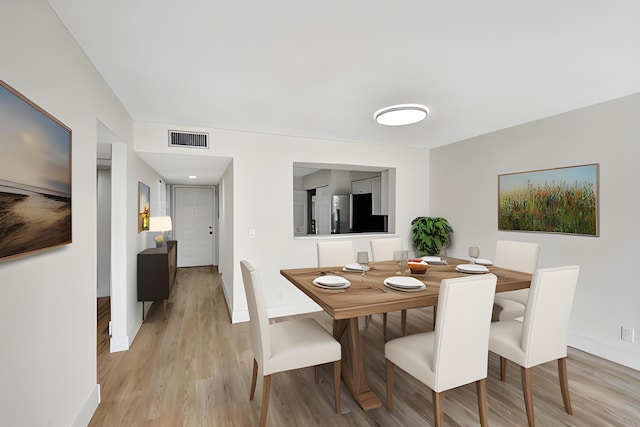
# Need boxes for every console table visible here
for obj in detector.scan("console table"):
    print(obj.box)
[137,240,177,320]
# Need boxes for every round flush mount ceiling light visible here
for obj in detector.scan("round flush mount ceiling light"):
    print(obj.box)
[374,104,429,126]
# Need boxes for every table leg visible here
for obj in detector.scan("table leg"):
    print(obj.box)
[333,318,383,411]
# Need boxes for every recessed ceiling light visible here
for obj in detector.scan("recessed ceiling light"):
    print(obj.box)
[374,104,429,126]
[188,175,197,179]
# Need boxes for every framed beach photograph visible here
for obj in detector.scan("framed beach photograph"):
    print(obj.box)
[498,164,599,236]
[0,80,72,261]
[138,182,150,233]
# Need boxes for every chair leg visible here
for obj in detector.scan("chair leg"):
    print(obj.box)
[401,309,407,336]
[383,313,388,341]
[432,306,437,330]
[386,359,394,412]
[558,357,573,415]
[521,366,535,427]
[500,356,507,381]
[476,378,488,427]
[364,314,371,331]
[250,359,258,400]
[259,374,271,427]
[432,390,443,427]
[334,360,341,414]
[315,365,320,384]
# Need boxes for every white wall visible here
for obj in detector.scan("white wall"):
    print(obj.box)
[218,162,234,314]
[134,122,430,322]
[97,169,111,297]
[129,157,165,332]
[0,0,134,425]
[430,93,640,370]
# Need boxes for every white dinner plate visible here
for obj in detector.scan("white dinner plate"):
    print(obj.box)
[312,281,351,290]
[343,263,371,272]
[384,282,427,292]
[312,275,350,287]
[456,264,490,274]
[420,256,447,265]
[383,276,426,289]
[474,258,494,266]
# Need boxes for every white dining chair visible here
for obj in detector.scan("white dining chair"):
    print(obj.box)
[492,240,540,320]
[317,241,354,268]
[370,238,403,262]
[385,273,497,427]
[370,238,408,340]
[240,260,342,427]
[489,265,579,427]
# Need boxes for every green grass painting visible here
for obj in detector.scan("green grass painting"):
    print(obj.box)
[498,164,599,236]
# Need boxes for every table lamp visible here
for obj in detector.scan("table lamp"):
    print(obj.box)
[149,216,173,247]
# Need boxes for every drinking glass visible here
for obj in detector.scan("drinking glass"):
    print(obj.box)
[469,246,480,263]
[356,251,369,280]
[393,250,408,275]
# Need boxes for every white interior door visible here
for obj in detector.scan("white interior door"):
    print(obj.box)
[174,187,214,267]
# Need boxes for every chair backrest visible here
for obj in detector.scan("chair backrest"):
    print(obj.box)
[495,240,540,274]
[370,238,403,262]
[240,260,271,364]
[521,265,580,367]
[317,241,354,267]
[431,273,497,392]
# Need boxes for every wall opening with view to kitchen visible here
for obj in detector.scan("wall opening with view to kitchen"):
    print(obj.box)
[293,163,396,237]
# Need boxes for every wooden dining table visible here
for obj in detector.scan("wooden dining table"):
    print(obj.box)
[280,257,532,411]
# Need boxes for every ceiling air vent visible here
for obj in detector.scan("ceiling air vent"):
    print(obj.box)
[168,130,209,149]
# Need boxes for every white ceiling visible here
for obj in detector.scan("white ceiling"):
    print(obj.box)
[57,1,640,183]
[136,152,231,186]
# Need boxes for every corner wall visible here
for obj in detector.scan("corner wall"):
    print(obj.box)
[430,93,640,370]
[0,0,134,425]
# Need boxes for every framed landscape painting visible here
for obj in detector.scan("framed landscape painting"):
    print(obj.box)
[0,80,72,261]
[498,164,599,236]
[138,182,150,233]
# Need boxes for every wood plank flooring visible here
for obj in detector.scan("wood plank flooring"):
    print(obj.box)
[91,266,640,426]
[97,297,110,357]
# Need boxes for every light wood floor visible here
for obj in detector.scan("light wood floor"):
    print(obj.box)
[90,266,640,426]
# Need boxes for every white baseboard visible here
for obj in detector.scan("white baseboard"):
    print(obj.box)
[233,309,249,324]
[569,331,640,371]
[232,301,322,324]
[268,302,322,319]
[110,334,130,353]
[72,384,100,427]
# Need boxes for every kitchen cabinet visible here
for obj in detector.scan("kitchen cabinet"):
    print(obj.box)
[380,171,389,215]
[293,190,307,235]
[352,176,388,215]
[315,185,331,235]
[371,176,382,215]
[351,179,372,194]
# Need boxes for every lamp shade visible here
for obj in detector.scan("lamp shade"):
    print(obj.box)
[148,216,173,232]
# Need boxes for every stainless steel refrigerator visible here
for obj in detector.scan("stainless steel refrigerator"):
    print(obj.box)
[331,195,351,234]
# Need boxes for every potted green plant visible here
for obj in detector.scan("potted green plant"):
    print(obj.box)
[411,216,453,256]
